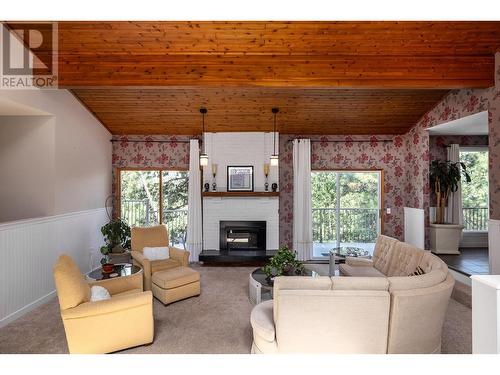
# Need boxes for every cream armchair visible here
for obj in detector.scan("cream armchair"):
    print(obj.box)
[53,255,154,354]
[130,225,190,291]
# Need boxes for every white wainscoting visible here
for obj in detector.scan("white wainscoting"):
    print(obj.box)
[404,207,425,248]
[0,208,107,327]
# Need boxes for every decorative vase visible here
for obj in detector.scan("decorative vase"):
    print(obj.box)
[204,183,210,192]
[264,182,269,191]
[271,183,278,192]
[212,182,217,191]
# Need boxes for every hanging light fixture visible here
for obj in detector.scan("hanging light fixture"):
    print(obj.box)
[270,107,279,166]
[199,107,209,166]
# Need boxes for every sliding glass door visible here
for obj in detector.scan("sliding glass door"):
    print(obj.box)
[312,170,382,258]
[119,169,188,248]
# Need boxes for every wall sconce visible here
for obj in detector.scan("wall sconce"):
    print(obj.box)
[270,107,279,166]
[199,107,209,166]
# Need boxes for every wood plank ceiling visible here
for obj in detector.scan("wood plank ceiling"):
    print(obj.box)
[36,22,500,134]
[72,88,448,135]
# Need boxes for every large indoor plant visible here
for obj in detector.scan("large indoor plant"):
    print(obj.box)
[100,219,131,264]
[429,159,471,254]
[262,245,305,283]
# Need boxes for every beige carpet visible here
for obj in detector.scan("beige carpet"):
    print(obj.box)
[0,265,471,354]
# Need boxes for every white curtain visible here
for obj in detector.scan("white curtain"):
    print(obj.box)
[446,144,463,225]
[186,139,203,262]
[293,139,313,261]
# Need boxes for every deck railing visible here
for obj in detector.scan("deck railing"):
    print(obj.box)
[463,207,488,231]
[121,199,188,248]
[312,208,379,244]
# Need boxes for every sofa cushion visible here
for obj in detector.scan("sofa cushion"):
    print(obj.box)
[372,235,398,275]
[386,242,425,277]
[53,255,91,310]
[90,286,111,302]
[332,276,389,291]
[131,225,169,253]
[152,267,200,289]
[143,246,170,260]
[339,264,385,277]
[345,257,374,267]
[150,258,181,274]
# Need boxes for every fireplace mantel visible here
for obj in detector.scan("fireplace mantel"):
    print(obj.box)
[202,191,279,198]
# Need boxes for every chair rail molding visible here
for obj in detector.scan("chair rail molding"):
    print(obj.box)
[0,208,108,327]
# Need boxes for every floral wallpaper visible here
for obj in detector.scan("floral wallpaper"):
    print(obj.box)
[279,134,410,247]
[111,135,192,214]
[279,61,500,248]
[407,86,499,225]
[429,135,489,163]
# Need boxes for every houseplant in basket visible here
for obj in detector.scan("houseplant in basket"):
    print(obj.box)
[429,159,471,254]
[262,245,305,285]
[100,219,131,266]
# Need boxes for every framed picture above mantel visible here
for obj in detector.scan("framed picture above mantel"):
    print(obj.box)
[227,166,254,192]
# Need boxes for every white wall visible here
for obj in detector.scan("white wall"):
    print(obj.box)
[0,116,55,221]
[0,89,112,215]
[0,26,112,327]
[202,132,279,190]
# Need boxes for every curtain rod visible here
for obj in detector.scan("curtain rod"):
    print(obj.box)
[110,139,195,144]
[287,139,394,143]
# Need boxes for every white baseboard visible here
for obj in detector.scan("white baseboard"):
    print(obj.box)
[0,291,56,328]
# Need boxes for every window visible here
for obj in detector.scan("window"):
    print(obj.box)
[311,170,382,258]
[460,147,488,231]
[119,169,189,248]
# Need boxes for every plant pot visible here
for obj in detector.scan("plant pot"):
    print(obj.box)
[111,245,125,254]
[429,223,464,255]
[102,263,114,273]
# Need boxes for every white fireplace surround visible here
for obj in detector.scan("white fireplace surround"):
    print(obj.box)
[203,197,279,250]
[201,132,279,251]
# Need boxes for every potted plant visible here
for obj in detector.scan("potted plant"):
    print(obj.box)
[262,245,305,284]
[429,159,471,254]
[100,219,131,265]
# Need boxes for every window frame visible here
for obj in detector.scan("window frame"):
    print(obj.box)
[117,167,189,226]
[310,168,385,259]
[458,146,489,233]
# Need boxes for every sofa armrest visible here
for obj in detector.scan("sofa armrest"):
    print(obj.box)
[346,257,374,267]
[61,291,153,320]
[169,246,190,266]
[88,273,143,295]
[131,250,151,274]
[250,300,276,342]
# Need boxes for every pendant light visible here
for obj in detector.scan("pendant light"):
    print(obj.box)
[199,107,209,166]
[270,107,279,166]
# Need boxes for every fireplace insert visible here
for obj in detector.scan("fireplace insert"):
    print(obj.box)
[219,221,266,251]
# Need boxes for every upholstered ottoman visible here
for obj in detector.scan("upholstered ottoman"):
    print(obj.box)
[151,267,200,305]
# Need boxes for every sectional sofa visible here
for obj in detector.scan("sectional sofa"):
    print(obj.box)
[250,235,454,354]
